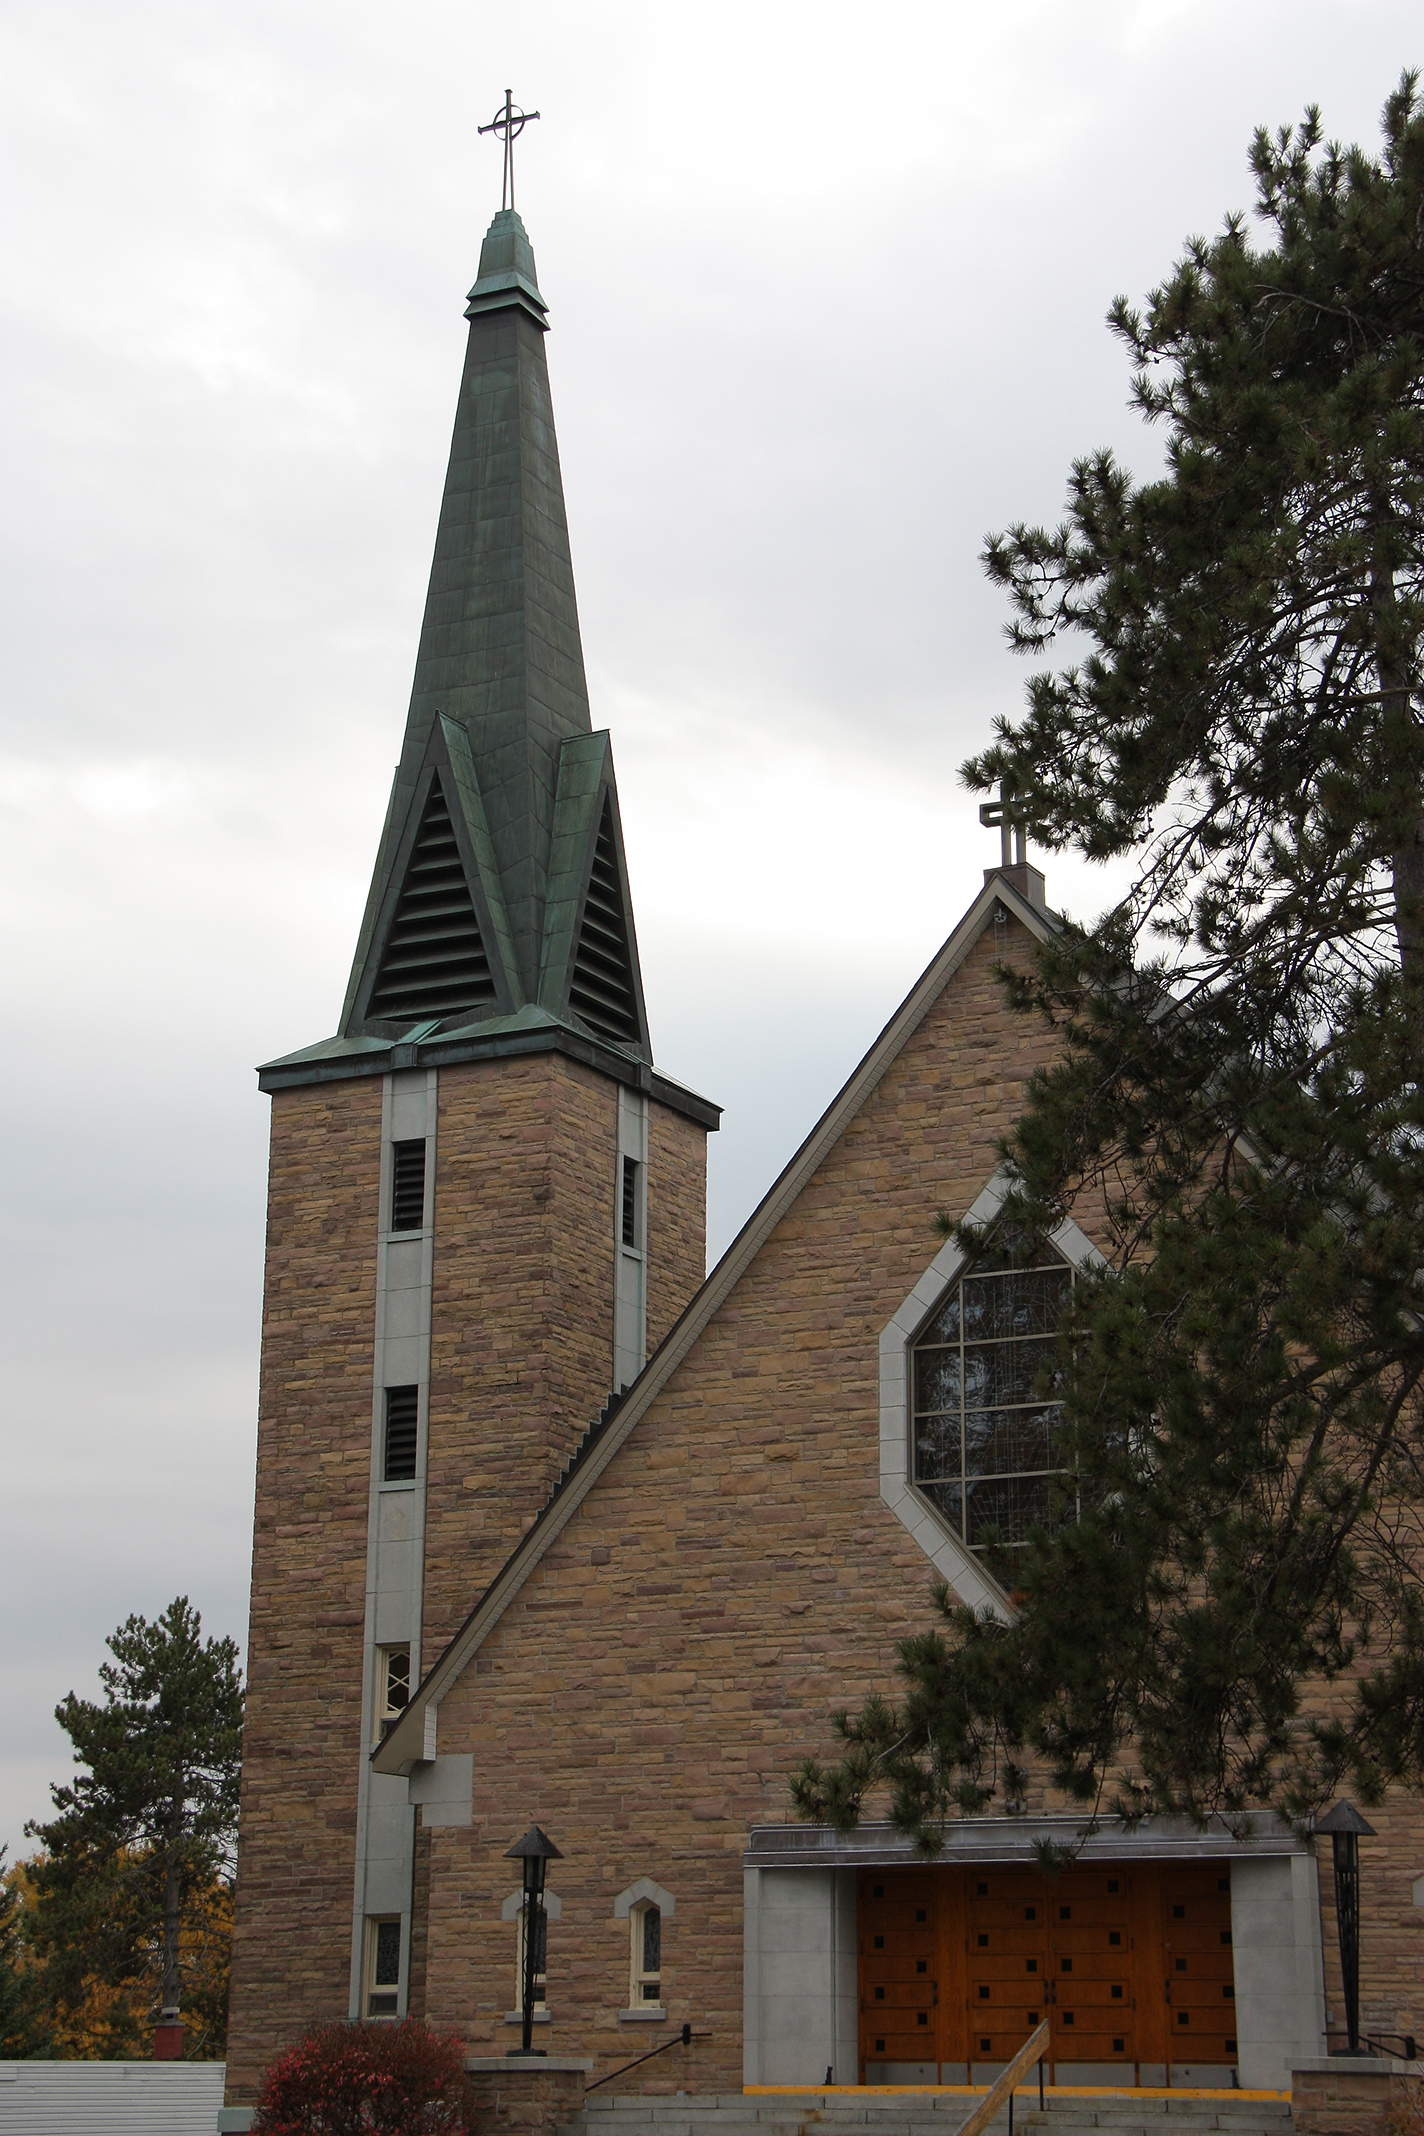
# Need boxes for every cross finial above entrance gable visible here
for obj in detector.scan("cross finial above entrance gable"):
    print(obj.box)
[978,782,1030,870]
[978,783,1047,909]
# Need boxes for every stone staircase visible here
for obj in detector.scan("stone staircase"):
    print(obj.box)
[566,2093,1295,2136]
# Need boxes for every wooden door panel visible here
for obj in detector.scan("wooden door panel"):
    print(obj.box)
[1161,1868,1238,2066]
[858,1872,940,2078]
[856,1859,1239,2085]
[1048,1870,1137,2075]
[965,1872,1048,2071]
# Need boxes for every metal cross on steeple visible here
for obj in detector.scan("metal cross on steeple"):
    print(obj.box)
[478,89,541,212]
[978,784,1030,869]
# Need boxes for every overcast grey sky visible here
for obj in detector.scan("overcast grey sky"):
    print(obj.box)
[1,1,1416,1858]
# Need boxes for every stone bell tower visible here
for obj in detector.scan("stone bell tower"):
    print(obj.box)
[223,201,718,2112]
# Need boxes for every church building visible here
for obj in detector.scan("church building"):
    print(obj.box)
[221,197,1423,2125]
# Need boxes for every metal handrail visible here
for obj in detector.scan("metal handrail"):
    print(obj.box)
[586,2022,705,2094]
[955,2021,1051,2136]
[1326,2029,1418,2062]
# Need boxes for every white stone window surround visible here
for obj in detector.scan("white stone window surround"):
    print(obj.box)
[502,1888,561,2023]
[613,1876,674,2021]
[880,1167,1105,1620]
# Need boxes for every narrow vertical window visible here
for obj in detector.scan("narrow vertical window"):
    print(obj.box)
[374,1644,410,1743]
[364,1916,401,2017]
[621,1154,639,1249]
[383,1386,419,1482]
[912,1226,1074,1551]
[631,1901,661,2005]
[391,1139,426,1232]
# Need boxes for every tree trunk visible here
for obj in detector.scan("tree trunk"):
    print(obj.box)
[162,1799,182,2015]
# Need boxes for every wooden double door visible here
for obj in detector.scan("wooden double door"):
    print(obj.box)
[858,1863,1236,2084]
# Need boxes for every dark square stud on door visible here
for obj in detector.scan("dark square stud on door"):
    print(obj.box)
[978,1934,989,1948]
[1220,1930,1232,1945]
[979,1986,990,2001]
[1108,1931,1122,1946]
[1063,2012,1075,2027]
[1223,1985,1234,2000]
[1173,1904,1186,1919]
[977,1882,988,1896]
[917,1961,927,1975]
[1178,2012,1190,2026]
[1113,2039,1125,2054]
[1059,1907,1071,1920]
[915,1909,927,1923]
[1218,1877,1230,1892]
[873,1883,884,1898]
[917,2013,928,2028]
[874,1988,884,2001]
[1176,1958,1187,1972]
[873,1936,884,1950]
[1111,1985,1124,2000]
[875,2039,885,2053]
[1024,1907,1036,1920]
[980,2040,991,2054]
[1026,1960,1037,1974]
[1226,2037,1237,2053]
[1107,1879,1120,1893]
[1061,1959,1073,1973]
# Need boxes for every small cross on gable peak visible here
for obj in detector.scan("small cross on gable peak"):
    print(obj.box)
[978,783,1047,910]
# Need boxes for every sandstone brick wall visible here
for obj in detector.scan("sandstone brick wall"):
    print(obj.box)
[225,1078,384,2104]
[1292,2063,1423,2136]
[421,1060,710,1655]
[227,1048,709,2105]
[422,917,1072,2090]
[646,1100,708,1353]
[421,1055,617,1648]
[1314,1799,1424,2051]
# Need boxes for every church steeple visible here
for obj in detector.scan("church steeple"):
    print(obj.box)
[333,208,651,1059]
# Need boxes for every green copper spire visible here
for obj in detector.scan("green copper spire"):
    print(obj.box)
[259,203,722,1132]
[340,207,602,1023]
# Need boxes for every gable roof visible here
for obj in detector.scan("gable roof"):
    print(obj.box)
[373,868,1060,1775]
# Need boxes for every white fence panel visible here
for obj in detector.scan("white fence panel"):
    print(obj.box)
[0,2061,226,2135]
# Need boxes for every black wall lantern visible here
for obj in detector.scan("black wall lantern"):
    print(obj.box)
[505,1824,563,2057]
[1316,1799,1376,2055]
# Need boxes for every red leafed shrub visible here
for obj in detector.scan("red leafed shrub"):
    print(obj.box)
[252,2018,470,2135]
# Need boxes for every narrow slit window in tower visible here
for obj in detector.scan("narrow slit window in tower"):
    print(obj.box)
[384,1386,419,1482]
[391,1139,426,1232]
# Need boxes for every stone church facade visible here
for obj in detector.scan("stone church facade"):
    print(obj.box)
[221,206,1423,2123]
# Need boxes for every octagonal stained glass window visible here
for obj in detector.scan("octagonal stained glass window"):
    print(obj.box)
[912,1226,1076,1552]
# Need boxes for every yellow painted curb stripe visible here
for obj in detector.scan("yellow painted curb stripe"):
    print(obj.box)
[743,2085,1292,2102]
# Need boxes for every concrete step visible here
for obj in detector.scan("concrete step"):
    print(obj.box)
[569,2098,1292,2136]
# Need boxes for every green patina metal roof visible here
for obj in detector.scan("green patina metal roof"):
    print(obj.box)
[257,208,716,1117]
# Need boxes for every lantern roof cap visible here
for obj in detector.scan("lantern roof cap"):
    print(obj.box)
[1316,1799,1377,1836]
[505,1823,563,1861]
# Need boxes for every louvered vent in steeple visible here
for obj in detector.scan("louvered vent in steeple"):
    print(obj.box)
[369,781,495,1023]
[569,797,640,1047]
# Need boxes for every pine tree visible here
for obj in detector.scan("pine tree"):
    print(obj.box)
[0,1849,53,2058]
[794,75,1424,1846]
[24,1597,243,2056]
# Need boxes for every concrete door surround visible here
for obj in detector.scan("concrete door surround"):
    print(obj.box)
[743,1820,1326,2095]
